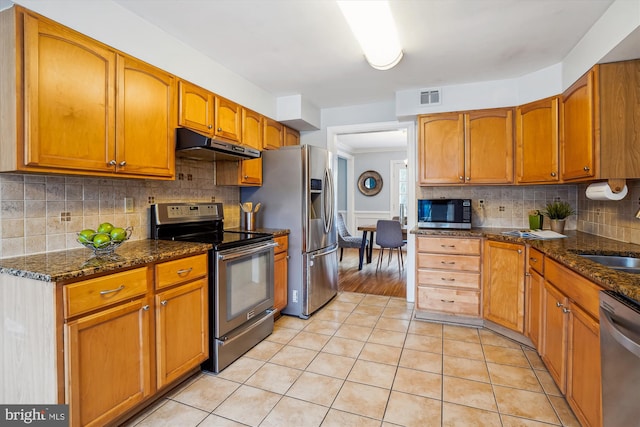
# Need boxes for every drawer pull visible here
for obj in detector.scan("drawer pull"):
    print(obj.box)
[440,244,456,248]
[176,268,193,276]
[161,300,168,306]
[441,261,456,265]
[99,285,125,295]
[529,257,538,263]
[441,278,456,282]
[562,307,571,314]
[441,299,455,303]
[142,305,150,311]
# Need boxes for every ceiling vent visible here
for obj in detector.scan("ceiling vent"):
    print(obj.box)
[420,88,441,105]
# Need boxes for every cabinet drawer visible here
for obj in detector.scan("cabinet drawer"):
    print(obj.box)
[528,248,545,275]
[417,253,481,272]
[156,254,208,289]
[64,267,148,318]
[417,237,481,255]
[544,258,603,319]
[274,236,288,254]
[417,286,480,316]
[417,268,480,289]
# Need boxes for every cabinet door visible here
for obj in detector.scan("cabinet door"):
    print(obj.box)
[242,108,263,150]
[155,278,208,388]
[482,240,525,333]
[418,114,465,184]
[263,118,283,150]
[516,97,559,183]
[178,81,214,135]
[23,13,116,173]
[284,126,300,146]
[560,68,598,181]
[274,250,288,312]
[465,108,514,184]
[567,302,602,427]
[240,158,263,185]
[526,269,544,349]
[214,96,242,143]
[66,299,151,427]
[541,282,568,393]
[116,55,176,178]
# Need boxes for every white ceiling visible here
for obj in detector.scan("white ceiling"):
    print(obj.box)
[111,0,618,110]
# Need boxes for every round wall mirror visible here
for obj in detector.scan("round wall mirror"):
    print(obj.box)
[357,170,383,196]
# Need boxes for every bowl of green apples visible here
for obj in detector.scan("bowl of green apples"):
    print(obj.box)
[77,223,132,256]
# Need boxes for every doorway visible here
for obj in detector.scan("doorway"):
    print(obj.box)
[327,121,416,302]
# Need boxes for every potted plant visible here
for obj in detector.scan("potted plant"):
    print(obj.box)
[542,201,576,233]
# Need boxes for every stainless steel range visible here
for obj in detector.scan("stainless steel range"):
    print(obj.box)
[151,202,277,373]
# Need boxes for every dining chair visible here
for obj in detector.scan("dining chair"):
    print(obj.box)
[375,219,405,273]
[337,213,367,262]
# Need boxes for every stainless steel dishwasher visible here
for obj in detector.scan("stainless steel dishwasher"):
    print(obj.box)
[599,290,640,427]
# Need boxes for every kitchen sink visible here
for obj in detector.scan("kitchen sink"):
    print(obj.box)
[579,254,640,274]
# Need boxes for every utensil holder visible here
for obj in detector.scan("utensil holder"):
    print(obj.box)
[244,212,255,231]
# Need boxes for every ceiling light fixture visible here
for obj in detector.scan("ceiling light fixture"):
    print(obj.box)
[337,0,403,71]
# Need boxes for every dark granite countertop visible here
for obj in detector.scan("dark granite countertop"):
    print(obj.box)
[226,227,290,237]
[412,227,640,303]
[0,240,212,283]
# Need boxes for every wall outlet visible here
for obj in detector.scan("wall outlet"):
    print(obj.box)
[292,290,298,303]
[124,197,134,213]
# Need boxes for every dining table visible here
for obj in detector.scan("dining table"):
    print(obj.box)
[356,223,408,270]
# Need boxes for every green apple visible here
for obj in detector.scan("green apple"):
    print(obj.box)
[92,233,111,248]
[97,222,114,234]
[110,227,127,242]
[78,229,95,244]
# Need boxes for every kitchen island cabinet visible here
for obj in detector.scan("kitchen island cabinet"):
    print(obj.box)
[0,6,175,180]
[0,241,210,427]
[418,108,514,185]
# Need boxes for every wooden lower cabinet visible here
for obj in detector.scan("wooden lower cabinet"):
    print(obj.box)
[541,281,569,392]
[482,240,525,333]
[155,278,208,389]
[273,235,289,313]
[66,298,152,427]
[526,268,544,349]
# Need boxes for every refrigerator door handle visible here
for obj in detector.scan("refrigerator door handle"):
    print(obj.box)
[310,245,339,260]
[323,168,334,234]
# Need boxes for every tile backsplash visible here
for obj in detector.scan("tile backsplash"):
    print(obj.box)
[0,159,240,258]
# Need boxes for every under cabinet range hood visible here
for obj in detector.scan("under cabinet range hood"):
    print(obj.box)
[175,128,261,161]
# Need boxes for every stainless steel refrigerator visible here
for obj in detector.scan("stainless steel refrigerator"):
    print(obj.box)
[241,145,338,318]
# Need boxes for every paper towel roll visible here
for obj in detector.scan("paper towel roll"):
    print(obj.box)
[585,182,628,201]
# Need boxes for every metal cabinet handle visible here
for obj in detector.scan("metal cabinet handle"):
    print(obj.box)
[459,176,464,181]
[583,166,590,171]
[441,277,456,282]
[517,249,522,254]
[556,301,563,308]
[551,172,557,177]
[529,257,538,263]
[441,261,456,265]
[108,160,117,166]
[161,300,168,306]
[441,299,455,303]
[562,307,571,314]
[119,160,126,166]
[525,272,531,277]
[244,175,249,179]
[100,285,125,295]
[465,177,470,181]
[441,244,456,248]
[217,127,222,132]
[142,305,150,311]
[177,268,193,276]
[208,124,213,129]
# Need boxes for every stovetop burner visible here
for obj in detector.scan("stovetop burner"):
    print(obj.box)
[150,202,272,250]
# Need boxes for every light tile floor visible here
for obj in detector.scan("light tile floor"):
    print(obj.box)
[123,292,580,427]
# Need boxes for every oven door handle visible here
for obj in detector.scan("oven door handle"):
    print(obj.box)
[217,241,278,261]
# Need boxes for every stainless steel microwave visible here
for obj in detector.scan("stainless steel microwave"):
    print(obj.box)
[418,199,472,229]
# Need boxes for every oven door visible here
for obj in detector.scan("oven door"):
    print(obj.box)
[215,241,277,337]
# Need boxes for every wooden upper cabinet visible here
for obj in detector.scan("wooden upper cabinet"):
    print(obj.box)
[560,68,598,181]
[178,80,214,135]
[214,96,242,143]
[466,108,514,184]
[283,126,300,146]
[516,96,559,183]
[418,109,514,185]
[263,117,283,150]
[242,108,263,150]
[22,12,116,173]
[116,55,176,178]
[418,113,465,184]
